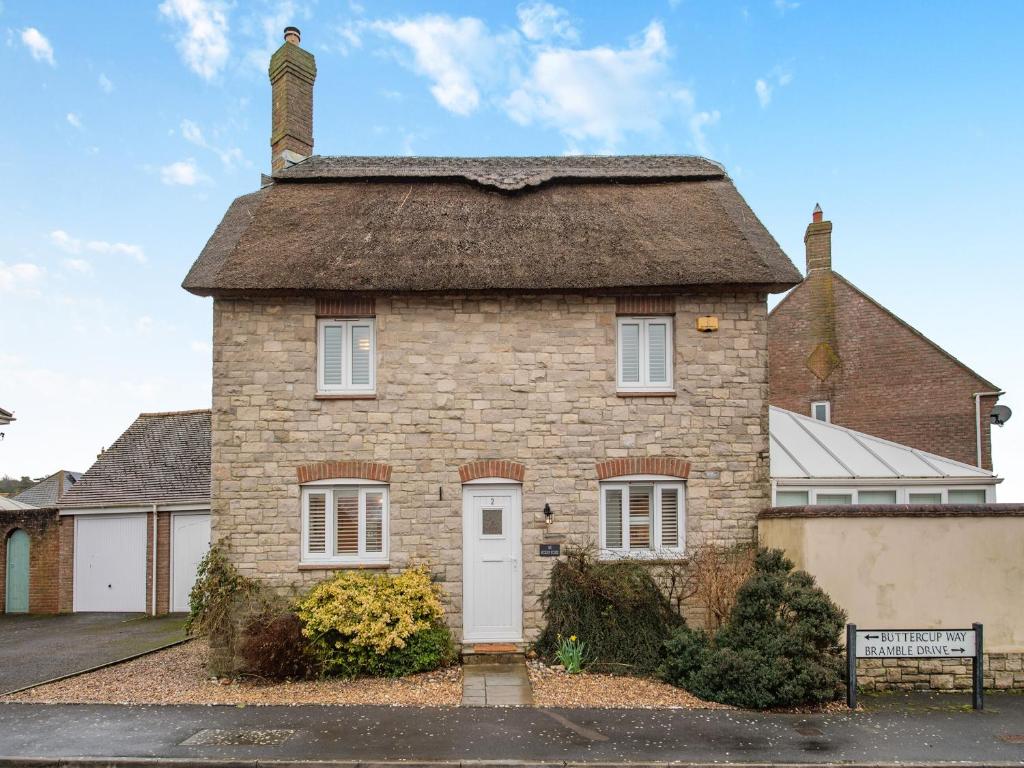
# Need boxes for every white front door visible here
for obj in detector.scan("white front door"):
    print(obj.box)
[74,515,148,612]
[462,485,523,643]
[171,513,211,612]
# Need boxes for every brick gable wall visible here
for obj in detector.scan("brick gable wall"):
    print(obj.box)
[769,272,996,469]
[0,508,61,613]
[211,291,771,640]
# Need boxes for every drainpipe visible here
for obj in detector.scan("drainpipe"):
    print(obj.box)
[151,503,158,616]
[974,391,1005,468]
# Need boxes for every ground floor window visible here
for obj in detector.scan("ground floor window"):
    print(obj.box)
[301,484,388,564]
[774,486,991,506]
[600,480,685,557]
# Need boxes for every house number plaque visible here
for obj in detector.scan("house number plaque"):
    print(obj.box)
[539,544,561,557]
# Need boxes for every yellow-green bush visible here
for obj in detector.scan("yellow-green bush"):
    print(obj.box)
[296,565,453,677]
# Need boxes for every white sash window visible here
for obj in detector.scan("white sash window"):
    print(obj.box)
[318,318,376,394]
[617,316,673,391]
[600,480,685,557]
[302,485,389,564]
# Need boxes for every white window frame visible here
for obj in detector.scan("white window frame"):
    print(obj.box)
[317,318,376,395]
[811,400,831,422]
[301,485,389,565]
[616,316,673,392]
[772,486,993,505]
[599,479,685,559]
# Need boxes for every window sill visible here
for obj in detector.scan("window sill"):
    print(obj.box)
[616,390,676,398]
[298,562,390,571]
[599,550,687,561]
[315,393,378,400]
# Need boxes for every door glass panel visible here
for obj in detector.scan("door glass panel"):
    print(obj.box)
[481,508,503,536]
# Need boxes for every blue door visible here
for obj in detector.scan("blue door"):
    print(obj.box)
[5,529,29,613]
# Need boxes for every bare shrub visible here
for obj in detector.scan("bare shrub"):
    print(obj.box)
[655,543,756,631]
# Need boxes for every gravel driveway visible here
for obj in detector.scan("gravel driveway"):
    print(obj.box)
[0,613,186,694]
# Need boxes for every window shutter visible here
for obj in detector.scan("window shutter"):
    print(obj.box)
[629,486,652,549]
[350,323,372,387]
[604,488,623,549]
[364,490,384,553]
[660,487,679,548]
[335,491,359,555]
[322,325,344,387]
[648,322,667,384]
[307,492,327,554]
[620,322,641,383]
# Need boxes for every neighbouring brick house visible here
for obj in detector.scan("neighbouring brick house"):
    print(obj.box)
[769,206,1004,470]
[1,497,60,614]
[182,29,801,646]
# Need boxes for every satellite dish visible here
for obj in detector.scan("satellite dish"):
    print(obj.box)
[990,404,1012,426]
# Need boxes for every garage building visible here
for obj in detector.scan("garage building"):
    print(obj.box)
[57,410,211,614]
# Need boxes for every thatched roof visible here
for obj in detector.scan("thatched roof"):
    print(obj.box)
[183,155,801,296]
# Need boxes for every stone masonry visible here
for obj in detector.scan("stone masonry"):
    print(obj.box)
[858,655,1024,692]
[211,291,770,641]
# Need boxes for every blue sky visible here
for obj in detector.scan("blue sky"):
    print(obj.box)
[1,1,1022,498]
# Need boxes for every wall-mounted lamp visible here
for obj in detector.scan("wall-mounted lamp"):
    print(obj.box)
[696,316,719,333]
[543,503,553,525]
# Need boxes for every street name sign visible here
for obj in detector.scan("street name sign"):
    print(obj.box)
[855,628,976,659]
[846,623,984,711]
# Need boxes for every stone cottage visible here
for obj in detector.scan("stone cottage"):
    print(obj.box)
[182,28,801,646]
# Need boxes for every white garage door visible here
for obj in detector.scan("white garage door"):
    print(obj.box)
[171,513,211,612]
[74,515,148,612]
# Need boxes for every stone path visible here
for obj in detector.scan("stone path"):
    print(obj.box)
[461,662,534,706]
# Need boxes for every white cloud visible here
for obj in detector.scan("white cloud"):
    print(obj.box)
[755,67,793,108]
[374,15,514,116]
[160,158,206,186]
[66,112,82,129]
[98,73,114,93]
[179,118,245,169]
[20,27,54,66]
[774,0,799,12]
[62,258,92,274]
[190,340,212,353]
[159,0,230,80]
[517,2,578,43]
[243,0,306,71]
[689,109,720,156]
[0,262,43,293]
[49,230,146,264]
[506,22,690,150]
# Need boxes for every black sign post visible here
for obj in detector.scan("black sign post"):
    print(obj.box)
[847,622,984,710]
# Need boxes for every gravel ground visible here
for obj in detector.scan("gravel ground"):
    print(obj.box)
[527,661,730,709]
[5,640,462,707]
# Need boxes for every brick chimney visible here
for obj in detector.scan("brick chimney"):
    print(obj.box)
[804,203,832,273]
[269,26,316,172]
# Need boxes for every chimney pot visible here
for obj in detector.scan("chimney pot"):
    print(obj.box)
[283,26,301,44]
[804,204,832,273]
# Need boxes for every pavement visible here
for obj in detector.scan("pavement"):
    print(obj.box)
[0,692,1023,765]
[461,662,534,706]
[0,613,187,694]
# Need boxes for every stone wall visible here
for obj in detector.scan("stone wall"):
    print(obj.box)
[211,291,771,641]
[858,654,1024,691]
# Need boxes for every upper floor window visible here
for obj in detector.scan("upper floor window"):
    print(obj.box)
[301,484,388,564]
[317,318,375,394]
[617,317,673,392]
[600,480,685,557]
[811,400,831,422]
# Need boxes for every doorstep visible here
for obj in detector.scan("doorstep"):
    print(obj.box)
[461,642,528,666]
[461,660,533,707]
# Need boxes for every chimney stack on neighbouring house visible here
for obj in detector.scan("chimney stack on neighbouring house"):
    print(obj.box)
[269,26,316,172]
[804,203,832,273]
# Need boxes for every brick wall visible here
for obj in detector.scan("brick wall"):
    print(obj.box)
[769,271,997,469]
[0,508,61,613]
[211,291,772,641]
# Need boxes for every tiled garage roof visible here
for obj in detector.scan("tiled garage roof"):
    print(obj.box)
[12,470,82,508]
[59,410,210,509]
